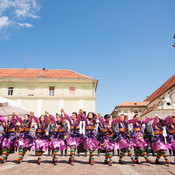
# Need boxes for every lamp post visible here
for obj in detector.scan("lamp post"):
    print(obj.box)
[173,35,175,47]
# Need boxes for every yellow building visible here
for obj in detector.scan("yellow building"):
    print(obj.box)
[0,68,98,117]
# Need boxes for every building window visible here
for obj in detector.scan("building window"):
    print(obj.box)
[167,102,171,106]
[8,87,14,96]
[49,87,55,96]
[69,87,75,96]
[28,86,34,96]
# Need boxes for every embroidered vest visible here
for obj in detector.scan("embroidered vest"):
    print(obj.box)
[86,120,95,131]
[153,126,163,135]
[70,120,80,131]
[133,122,142,132]
[103,121,113,135]
[37,123,47,133]
[168,124,175,134]
[21,121,31,132]
[5,122,15,132]
[119,122,128,132]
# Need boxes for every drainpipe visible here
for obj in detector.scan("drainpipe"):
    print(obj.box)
[93,78,95,96]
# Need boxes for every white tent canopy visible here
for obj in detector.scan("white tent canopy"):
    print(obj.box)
[0,96,30,117]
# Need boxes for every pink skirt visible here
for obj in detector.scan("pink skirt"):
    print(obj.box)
[170,140,175,150]
[66,137,82,149]
[132,134,148,149]
[49,139,67,151]
[2,138,15,149]
[33,139,49,152]
[83,138,100,150]
[152,141,168,152]
[0,136,3,145]
[16,138,31,149]
[100,139,115,151]
[116,138,132,150]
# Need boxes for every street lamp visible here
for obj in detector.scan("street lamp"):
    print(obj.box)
[173,35,175,48]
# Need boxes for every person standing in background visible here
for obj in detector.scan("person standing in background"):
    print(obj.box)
[0,121,4,155]
[47,116,55,156]
[143,119,154,156]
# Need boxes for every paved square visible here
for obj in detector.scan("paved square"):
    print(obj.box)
[0,151,175,175]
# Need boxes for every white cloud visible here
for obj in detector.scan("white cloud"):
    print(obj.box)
[0,0,41,38]
[13,0,40,19]
[0,16,11,29]
[17,22,33,28]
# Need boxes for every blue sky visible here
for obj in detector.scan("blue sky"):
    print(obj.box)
[0,0,175,115]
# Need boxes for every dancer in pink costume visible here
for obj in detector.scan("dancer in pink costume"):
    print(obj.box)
[62,109,82,165]
[164,115,175,163]
[98,114,116,166]
[0,113,17,163]
[80,109,100,165]
[151,115,170,164]
[127,114,151,163]
[112,114,135,164]
[15,113,33,163]
[49,112,67,164]
[32,111,49,165]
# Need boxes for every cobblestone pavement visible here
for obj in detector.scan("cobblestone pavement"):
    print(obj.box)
[0,151,174,175]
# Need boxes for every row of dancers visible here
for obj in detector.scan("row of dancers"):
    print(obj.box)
[0,109,175,166]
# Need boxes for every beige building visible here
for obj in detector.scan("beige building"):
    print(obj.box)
[0,68,98,117]
[111,74,175,120]
[141,74,175,119]
[111,102,148,120]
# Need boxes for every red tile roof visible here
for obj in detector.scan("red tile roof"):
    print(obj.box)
[141,104,159,116]
[144,75,175,103]
[117,102,148,107]
[0,68,93,79]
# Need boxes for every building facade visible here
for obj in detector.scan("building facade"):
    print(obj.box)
[111,75,175,120]
[0,68,98,117]
[111,102,148,120]
[141,75,175,119]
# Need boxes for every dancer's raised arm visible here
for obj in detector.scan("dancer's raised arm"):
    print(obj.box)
[48,113,56,124]
[61,109,71,123]
[78,109,87,122]
[0,115,7,123]
[11,112,17,125]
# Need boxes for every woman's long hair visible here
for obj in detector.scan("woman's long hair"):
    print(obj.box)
[157,118,165,131]
[87,112,95,121]
[133,114,141,125]
[24,114,30,124]
[39,115,45,123]
[120,114,127,125]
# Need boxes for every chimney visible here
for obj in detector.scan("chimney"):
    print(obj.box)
[38,68,46,77]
